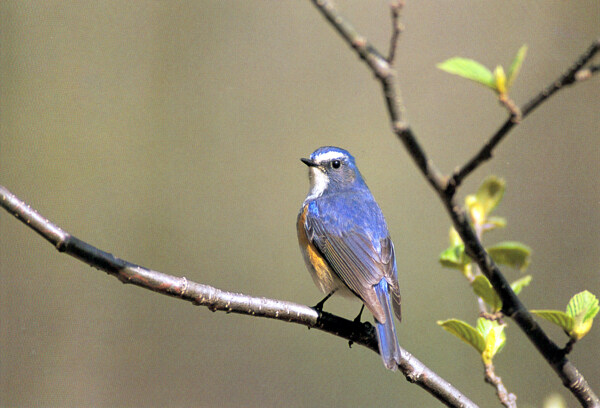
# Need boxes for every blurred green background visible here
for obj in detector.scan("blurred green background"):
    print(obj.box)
[1,1,598,407]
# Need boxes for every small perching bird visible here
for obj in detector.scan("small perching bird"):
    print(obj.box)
[297,146,402,370]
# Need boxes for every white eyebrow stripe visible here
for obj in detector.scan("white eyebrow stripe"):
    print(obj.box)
[313,150,346,163]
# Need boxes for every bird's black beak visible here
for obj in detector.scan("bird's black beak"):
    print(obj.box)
[301,158,318,167]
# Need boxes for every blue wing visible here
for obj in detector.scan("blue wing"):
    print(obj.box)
[303,192,401,324]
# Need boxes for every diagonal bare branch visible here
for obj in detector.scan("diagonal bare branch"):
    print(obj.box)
[309,1,599,407]
[0,185,478,408]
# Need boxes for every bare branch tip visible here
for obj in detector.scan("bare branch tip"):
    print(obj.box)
[386,0,405,64]
[351,35,367,49]
[392,120,409,134]
[574,68,593,82]
[390,0,405,15]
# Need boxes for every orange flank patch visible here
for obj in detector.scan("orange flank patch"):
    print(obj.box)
[306,242,332,283]
[297,204,335,292]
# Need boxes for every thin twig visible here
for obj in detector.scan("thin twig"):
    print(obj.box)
[498,94,522,123]
[484,363,518,408]
[310,1,448,194]
[447,38,600,195]
[309,1,600,407]
[386,0,404,65]
[585,64,599,75]
[563,338,577,355]
[0,185,478,408]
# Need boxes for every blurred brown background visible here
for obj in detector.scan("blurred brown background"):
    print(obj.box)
[1,1,598,407]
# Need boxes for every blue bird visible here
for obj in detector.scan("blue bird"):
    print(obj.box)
[297,146,402,370]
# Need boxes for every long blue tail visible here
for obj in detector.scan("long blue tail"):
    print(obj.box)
[374,280,401,371]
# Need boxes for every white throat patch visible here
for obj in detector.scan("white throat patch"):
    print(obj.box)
[305,167,329,201]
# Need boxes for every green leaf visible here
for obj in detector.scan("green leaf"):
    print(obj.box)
[477,318,506,363]
[487,241,532,272]
[471,275,531,312]
[566,291,599,340]
[531,310,574,333]
[472,275,502,312]
[475,176,506,217]
[511,275,532,295]
[533,291,598,340]
[507,44,527,89]
[438,319,485,353]
[566,290,599,321]
[439,244,468,269]
[437,58,496,89]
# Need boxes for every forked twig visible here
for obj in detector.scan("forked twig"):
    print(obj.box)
[310,1,599,406]
[447,38,600,194]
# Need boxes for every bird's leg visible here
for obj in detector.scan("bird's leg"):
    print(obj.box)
[348,304,366,348]
[353,304,365,323]
[313,291,335,312]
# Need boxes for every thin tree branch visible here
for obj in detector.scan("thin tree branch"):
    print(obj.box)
[484,363,517,408]
[386,0,404,65]
[583,63,599,76]
[309,2,449,194]
[0,185,478,408]
[309,1,599,407]
[444,196,599,408]
[447,38,600,195]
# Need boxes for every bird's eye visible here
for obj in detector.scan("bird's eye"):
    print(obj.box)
[331,160,341,169]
